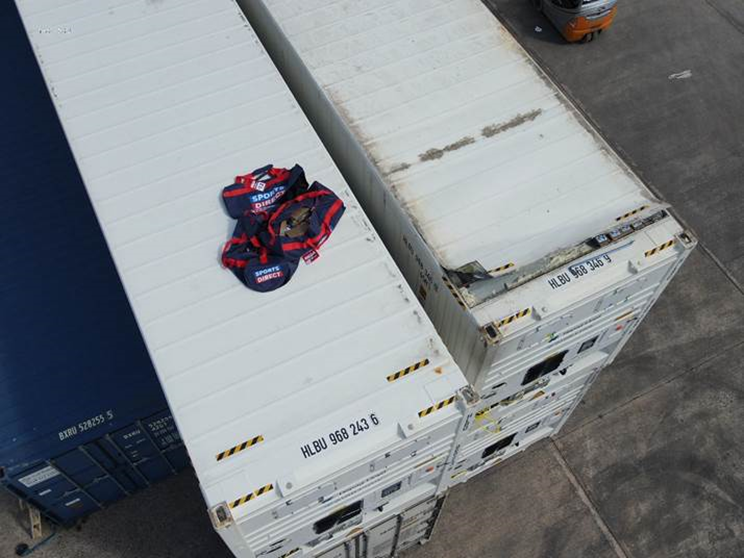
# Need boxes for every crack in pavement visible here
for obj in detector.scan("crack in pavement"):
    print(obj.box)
[703,0,744,36]
[550,441,631,558]
[558,338,744,439]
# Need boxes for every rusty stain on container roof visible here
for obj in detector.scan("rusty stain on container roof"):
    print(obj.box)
[414,109,542,165]
[389,162,411,174]
[419,136,476,162]
[482,109,542,138]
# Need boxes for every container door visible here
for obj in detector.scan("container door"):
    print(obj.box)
[5,462,102,524]
[82,439,145,492]
[394,496,445,554]
[363,516,399,558]
[109,421,174,484]
[3,411,189,526]
[142,411,189,471]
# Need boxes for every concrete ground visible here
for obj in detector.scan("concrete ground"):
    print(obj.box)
[2,0,743,557]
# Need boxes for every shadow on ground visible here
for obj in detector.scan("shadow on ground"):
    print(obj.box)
[403,443,618,558]
[0,471,229,558]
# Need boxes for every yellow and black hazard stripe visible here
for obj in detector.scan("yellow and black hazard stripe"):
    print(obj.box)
[216,435,264,462]
[475,408,489,419]
[387,358,430,382]
[615,205,649,222]
[489,262,515,275]
[496,308,532,328]
[228,483,274,509]
[644,239,675,258]
[418,395,456,418]
[442,275,467,310]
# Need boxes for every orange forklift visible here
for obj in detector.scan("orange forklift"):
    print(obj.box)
[533,0,618,43]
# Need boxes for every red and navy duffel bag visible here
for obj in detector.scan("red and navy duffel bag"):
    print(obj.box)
[222,164,308,219]
[221,216,298,292]
[265,181,346,263]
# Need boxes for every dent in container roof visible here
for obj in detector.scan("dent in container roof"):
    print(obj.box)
[15,0,465,510]
[264,0,655,272]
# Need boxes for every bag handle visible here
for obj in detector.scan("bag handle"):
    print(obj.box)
[221,233,267,268]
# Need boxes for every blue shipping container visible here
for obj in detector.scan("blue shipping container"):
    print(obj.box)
[0,2,189,526]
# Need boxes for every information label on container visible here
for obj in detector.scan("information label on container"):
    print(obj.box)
[18,465,61,488]
[57,409,114,441]
[146,413,182,450]
[545,242,633,292]
[547,254,613,291]
[299,412,381,460]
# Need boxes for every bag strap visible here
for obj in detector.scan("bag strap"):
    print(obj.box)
[223,167,291,198]
[221,233,247,268]
[280,198,344,253]
[221,233,267,268]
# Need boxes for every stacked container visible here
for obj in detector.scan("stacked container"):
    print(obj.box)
[13,1,474,556]
[239,0,695,483]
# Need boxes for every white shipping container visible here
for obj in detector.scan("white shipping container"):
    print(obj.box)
[239,0,696,404]
[15,1,474,557]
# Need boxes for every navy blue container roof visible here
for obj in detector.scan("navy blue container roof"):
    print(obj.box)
[0,3,169,471]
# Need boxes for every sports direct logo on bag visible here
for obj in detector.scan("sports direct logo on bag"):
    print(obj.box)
[249,188,287,212]
[254,265,284,284]
[222,164,308,219]
[221,163,345,293]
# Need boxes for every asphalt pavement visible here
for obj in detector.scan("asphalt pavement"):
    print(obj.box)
[2,0,743,557]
